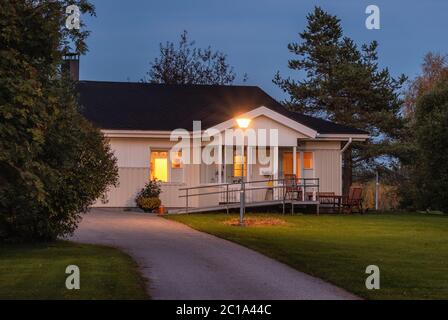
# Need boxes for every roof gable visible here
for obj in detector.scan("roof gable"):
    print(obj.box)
[210,106,317,138]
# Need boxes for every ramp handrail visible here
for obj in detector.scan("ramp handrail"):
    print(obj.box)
[178,178,320,214]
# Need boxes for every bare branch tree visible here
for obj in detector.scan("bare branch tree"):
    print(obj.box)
[143,31,238,85]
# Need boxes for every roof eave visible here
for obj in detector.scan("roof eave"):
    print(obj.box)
[315,133,370,141]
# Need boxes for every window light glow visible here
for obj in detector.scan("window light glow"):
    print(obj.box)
[151,151,168,182]
[171,151,183,169]
[233,155,247,177]
[304,152,313,169]
[154,158,168,181]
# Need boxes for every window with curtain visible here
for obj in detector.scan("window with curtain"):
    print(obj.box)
[303,152,313,169]
[150,151,168,182]
[171,151,183,169]
[282,152,300,177]
[233,154,247,177]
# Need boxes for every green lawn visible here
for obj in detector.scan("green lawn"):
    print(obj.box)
[0,241,148,300]
[166,213,448,300]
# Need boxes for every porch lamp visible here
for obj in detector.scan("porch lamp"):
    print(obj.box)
[236,118,251,226]
[236,118,251,129]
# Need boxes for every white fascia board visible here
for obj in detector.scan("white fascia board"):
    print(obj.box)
[209,106,318,138]
[102,130,181,138]
[315,133,370,141]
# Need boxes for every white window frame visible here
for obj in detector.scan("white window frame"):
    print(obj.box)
[149,148,185,184]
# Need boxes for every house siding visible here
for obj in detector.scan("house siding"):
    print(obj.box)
[93,132,343,208]
[92,137,187,208]
[306,141,342,195]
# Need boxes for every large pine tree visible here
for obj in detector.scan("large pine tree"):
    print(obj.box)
[274,7,406,194]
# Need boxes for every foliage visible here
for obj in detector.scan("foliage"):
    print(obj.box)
[136,197,162,213]
[359,180,399,211]
[143,30,242,85]
[404,53,448,120]
[136,180,162,212]
[0,0,118,242]
[411,79,448,212]
[396,53,448,211]
[273,7,406,193]
[137,180,162,199]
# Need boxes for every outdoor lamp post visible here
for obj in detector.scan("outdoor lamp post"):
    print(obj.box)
[236,118,251,226]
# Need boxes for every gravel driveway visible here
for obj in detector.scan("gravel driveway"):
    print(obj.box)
[71,209,359,300]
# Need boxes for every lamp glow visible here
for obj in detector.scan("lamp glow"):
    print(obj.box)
[236,118,251,129]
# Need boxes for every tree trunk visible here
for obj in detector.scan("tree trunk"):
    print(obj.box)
[342,145,352,196]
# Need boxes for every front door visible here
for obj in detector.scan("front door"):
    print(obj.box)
[282,152,300,178]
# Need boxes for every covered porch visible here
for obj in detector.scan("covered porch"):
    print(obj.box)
[177,144,322,214]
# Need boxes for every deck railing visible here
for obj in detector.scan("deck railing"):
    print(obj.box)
[178,178,320,214]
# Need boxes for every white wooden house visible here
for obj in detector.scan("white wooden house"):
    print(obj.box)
[77,81,368,211]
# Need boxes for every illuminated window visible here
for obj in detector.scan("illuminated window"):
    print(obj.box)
[282,152,300,177]
[303,152,313,169]
[171,151,183,169]
[233,154,247,177]
[150,151,168,182]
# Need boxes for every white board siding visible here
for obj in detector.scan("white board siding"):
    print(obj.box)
[93,135,343,208]
[314,149,342,194]
[96,167,149,207]
[94,167,186,208]
[93,137,188,208]
[160,183,186,208]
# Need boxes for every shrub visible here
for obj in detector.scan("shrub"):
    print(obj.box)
[136,197,162,213]
[137,180,162,198]
[136,180,162,212]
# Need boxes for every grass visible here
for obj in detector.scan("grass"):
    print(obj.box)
[166,212,448,300]
[0,241,148,300]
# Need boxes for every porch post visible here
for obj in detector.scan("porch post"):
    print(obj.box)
[300,151,304,179]
[247,146,252,183]
[218,146,223,184]
[224,146,231,184]
[300,151,305,201]
[293,146,297,176]
[273,146,279,200]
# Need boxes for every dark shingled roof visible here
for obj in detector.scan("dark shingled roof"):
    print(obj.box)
[76,81,368,135]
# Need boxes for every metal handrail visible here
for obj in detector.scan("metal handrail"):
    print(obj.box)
[179,178,319,192]
[178,177,320,215]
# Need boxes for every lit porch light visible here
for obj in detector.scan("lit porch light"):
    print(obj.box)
[236,118,251,129]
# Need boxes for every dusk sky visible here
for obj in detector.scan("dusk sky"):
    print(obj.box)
[81,0,448,100]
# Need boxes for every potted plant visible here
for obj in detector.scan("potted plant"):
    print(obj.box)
[136,180,162,213]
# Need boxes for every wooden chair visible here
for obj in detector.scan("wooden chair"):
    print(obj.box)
[341,187,363,214]
[283,174,299,200]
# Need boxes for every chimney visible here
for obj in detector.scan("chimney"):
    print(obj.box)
[62,53,80,81]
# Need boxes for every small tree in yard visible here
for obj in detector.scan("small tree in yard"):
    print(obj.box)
[0,0,118,242]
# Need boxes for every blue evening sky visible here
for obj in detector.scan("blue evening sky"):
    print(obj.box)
[80,0,448,100]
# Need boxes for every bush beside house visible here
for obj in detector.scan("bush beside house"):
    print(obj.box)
[136,180,162,212]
